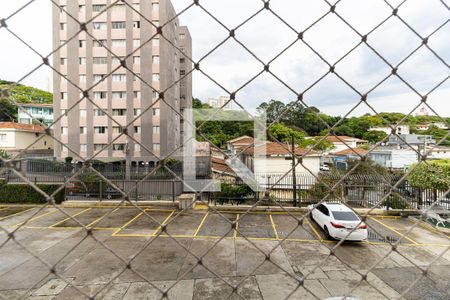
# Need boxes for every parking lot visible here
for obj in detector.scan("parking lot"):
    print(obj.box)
[0,205,449,299]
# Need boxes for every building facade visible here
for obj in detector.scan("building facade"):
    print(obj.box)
[207,96,233,110]
[53,0,191,164]
[17,103,54,127]
[0,122,53,155]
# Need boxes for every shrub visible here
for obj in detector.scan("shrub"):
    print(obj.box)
[215,183,254,204]
[0,184,65,204]
[408,160,450,191]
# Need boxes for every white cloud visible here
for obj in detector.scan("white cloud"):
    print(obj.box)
[0,0,448,117]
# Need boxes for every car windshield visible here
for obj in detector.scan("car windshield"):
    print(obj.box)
[332,211,359,221]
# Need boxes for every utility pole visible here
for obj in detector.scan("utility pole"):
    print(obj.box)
[292,135,297,207]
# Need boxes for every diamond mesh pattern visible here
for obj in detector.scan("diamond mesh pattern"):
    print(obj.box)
[0,0,449,299]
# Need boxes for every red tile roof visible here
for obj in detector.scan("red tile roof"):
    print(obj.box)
[212,157,235,175]
[228,135,254,145]
[243,142,316,156]
[0,122,46,133]
[326,136,365,143]
[333,148,369,156]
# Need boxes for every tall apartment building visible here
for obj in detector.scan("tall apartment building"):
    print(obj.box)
[207,96,233,110]
[52,0,192,165]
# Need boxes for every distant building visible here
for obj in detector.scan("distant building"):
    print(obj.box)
[0,122,53,156]
[368,148,418,170]
[416,122,448,131]
[227,135,255,156]
[426,146,450,160]
[17,103,53,127]
[387,134,435,149]
[208,96,233,110]
[325,136,367,152]
[369,124,410,136]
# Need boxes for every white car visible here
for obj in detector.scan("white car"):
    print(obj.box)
[320,164,330,171]
[310,203,368,241]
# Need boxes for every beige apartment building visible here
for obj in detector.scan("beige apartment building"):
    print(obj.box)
[52,0,192,165]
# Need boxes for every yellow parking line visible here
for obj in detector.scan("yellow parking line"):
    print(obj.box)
[112,211,144,236]
[233,214,240,239]
[12,208,58,227]
[269,215,280,240]
[194,211,209,237]
[152,211,175,236]
[48,208,91,228]
[86,207,119,228]
[369,216,419,245]
[0,207,35,221]
[305,219,323,242]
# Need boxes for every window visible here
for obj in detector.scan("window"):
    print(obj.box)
[94,127,107,134]
[153,21,159,27]
[80,127,87,134]
[94,74,106,82]
[153,143,160,152]
[134,144,141,152]
[93,40,106,47]
[112,109,126,116]
[112,126,123,134]
[113,144,125,151]
[60,109,67,116]
[133,56,140,64]
[0,134,7,142]
[60,23,66,31]
[93,22,107,30]
[152,3,159,11]
[153,39,159,47]
[60,5,66,13]
[80,110,87,118]
[111,4,126,12]
[153,91,159,99]
[80,144,87,152]
[61,127,68,135]
[94,92,107,99]
[134,109,141,116]
[94,109,106,116]
[134,126,141,134]
[112,56,124,64]
[133,91,141,98]
[60,58,67,65]
[79,57,86,65]
[79,5,86,14]
[79,40,86,48]
[153,126,160,134]
[112,92,126,99]
[133,39,140,47]
[152,55,160,64]
[79,75,86,82]
[93,4,106,12]
[180,70,186,76]
[93,57,107,64]
[133,73,141,81]
[180,58,185,64]
[179,33,185,39]
[60,92,67,100]
[112,22,126,29]
[112,39,126,47]
[332,211,359,221]
[112,74,126,82]
[60,40,66,46]
[152,74,160,81]
[94,144,106,151]
[133,21,140,28]
[153,108,160,116]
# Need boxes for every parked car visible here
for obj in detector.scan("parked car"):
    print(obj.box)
[309,203,368,241]
[320,164,330,171]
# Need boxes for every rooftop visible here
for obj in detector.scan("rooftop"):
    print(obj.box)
[0,122,46,133]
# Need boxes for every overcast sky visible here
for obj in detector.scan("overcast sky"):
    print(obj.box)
[0,0,449,117]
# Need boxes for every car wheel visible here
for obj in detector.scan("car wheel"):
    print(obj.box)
[324,226,333,240]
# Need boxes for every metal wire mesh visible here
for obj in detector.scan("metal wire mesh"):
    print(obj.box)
[0,0,449,299]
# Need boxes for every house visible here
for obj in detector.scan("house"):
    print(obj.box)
[368,148,418,170]
[17,103,53,127]
[211,157,237,181]
[329,148,369,170]
[0,122,53,156]
[241,141,321,176]
[227,135,255,156]
[369,124,410,136]
[325,136,367,152]
[426,146,450,160]
[387,134,435,149]
[416,122,448,131]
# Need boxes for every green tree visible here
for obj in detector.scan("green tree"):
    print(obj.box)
[268,123,305,144]
[362,130,388,144]
[257,99,286,123]
[408,160,450,191]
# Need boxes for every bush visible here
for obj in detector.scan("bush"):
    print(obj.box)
[408,160,450,191]
[0,184,65,204]
[215,183,254,204]
[382,194,409,209]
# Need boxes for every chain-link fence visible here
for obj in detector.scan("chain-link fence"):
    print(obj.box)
[0,0,449,299]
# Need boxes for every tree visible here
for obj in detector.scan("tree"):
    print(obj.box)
[192,98,211,109]
[301,137,335,151]
[408,160,450,191]
[334,125,354,137]
[0,149,10,160]
[363,130,388,144]
[257,99,286,123]
[268,123,304,144]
